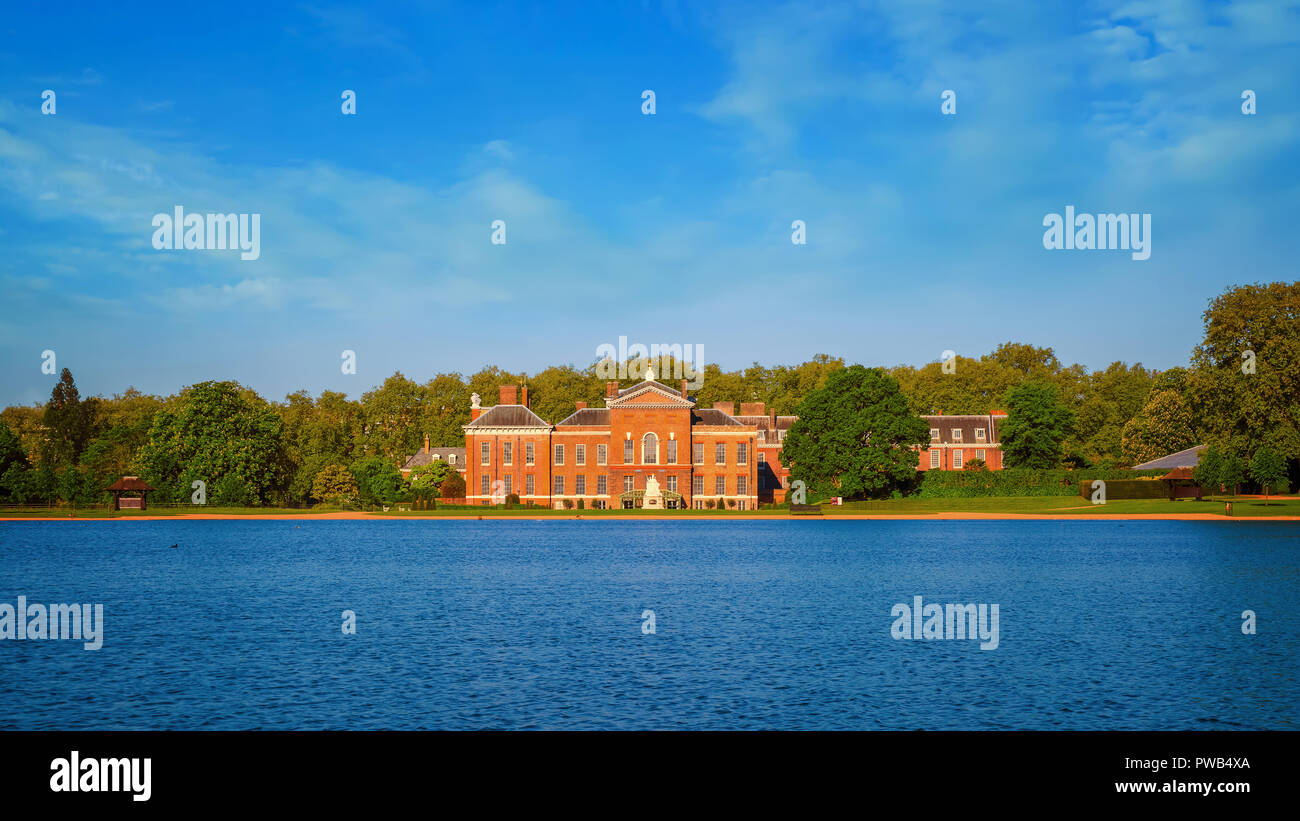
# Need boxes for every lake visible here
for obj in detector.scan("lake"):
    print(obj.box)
[0,519,1295,730]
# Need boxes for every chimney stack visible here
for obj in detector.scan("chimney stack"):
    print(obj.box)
[499,385,518,406]
[521,386,529,408]
[470,408,482,421]
[739,402,765,416]
[680,378,688,398]
[575,400,587,410]
[424,435,430,454]
[713,401,735,415]
[606,381,618,398]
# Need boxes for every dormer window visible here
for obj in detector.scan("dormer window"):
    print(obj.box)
[975,428,986,442]
[930,428,940,441]
[951,429,962,443]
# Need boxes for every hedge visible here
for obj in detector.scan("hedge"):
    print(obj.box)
[915,468,1169,498]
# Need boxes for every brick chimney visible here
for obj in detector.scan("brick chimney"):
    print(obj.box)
[713,401,735,414]
[680,378,688,398]
[575,400,587,410]
[739,402,765,416]
[521,386,529,408]
[470,408,482,421]
[499,385,518,405]
[606,381,618,398]
[424,435,430,454]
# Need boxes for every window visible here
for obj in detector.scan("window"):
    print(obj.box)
[953,450,964,469]
[715,476,726,495]
[480,475,490,495]
[553,476,565,495]
[759,474,766,490]
[576,443,586,465]
[624,438,634,463]
[526,442,535,465]
[597,444,607,465]
[597,475,607,495]
[432,453,441,461]
[975,428,987,442]
[951,428,962,443]
[480,442,490,465]
[693,443,704,464]
[667,475,677,492]
[554,444,565,465]
[643,433,658,464]
[575,475,586,495]
[736,501,747,511]
[624,475,634,492]
[930,449,941,468]
[526,475,535,496]
[449,454,456,465]
[758,451,766,465]
[693,476,703,495]
[715,443,726,464]
[737,476,748,495]
[504,475,513,494]
[930,428,940,442]
[693,500,707,509]
[737,443,748,465]
[667,439,677,464]
[975,449,985,461]
[503,442,513,465]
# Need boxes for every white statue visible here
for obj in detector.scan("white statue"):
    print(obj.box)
[643,474,664,508]
[645,364,655,381]
[470,392,481,409]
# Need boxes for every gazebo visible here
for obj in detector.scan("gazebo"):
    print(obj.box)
[106,476,155,511]
[1162,467,1202,501]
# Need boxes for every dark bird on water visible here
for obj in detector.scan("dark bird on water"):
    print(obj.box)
[169,544,178,549]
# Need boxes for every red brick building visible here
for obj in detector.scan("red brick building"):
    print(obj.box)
[445,373,1009,509]
[464,371,760,509]
[915,412,1008,471]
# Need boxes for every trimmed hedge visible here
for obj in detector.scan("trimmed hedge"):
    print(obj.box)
[916,468,1169,498]
[1078,478,1171,500]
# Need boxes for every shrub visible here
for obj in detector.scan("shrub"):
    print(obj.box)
[919,468,1168,498]
[576,498,585,509]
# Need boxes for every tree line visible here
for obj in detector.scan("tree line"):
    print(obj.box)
[1,282,1295,506]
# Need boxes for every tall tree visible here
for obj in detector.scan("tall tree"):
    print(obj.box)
[1120,390,1197,464]
[998,381,1075,469]
[781,365,929,499]
[1250,447,1288,505]
[42,368,97,468]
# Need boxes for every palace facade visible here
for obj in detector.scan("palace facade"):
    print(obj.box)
[445,371,1006,509]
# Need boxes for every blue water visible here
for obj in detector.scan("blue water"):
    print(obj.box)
[0,520,1296,730]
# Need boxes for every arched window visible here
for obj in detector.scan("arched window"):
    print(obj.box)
[642,432,658,464]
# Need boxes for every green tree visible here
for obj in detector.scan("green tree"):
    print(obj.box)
[781,365,929,499]
[42,368,98,468]
[1192,445,1222,493]
[348,456,404,506]
[1220,453,1247,496]
[1120,390,1196,464]
[998,381,1075,469]
[439,472,466,499]
[1188,283,1300,463]
[139,381,288,503]
[311,464,359,506]
[1250,447,1288,505]
[212,473,257,506]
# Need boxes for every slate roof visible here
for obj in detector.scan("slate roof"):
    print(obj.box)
[106,476,154,492]
[556,408,611,426]
[922,414,1002,446]
[402,447,466,470]
[691,408,746,426]
[1132,445,1204,470]
[736,414,798,444]
[464,404,551,428]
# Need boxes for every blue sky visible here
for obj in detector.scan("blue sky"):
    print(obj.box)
[1,0,1297,407]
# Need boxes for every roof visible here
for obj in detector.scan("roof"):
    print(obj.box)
[1163,467,1196,481]
[608,380,694,407]
[556,407,611,426]
[691,408,745,426]
[735,414,798,444]
[465,405,551,429]
[1132,445,1204,470]
[106,476,154,492]
[922,414,1001,446]
[402,447,466,470]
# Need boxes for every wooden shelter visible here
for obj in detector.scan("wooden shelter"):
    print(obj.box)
[106,476,155,511]
[1162,467,1202,501]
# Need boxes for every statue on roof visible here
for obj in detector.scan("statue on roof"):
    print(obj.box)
[645,364,655,382]
[470,392,481,409]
